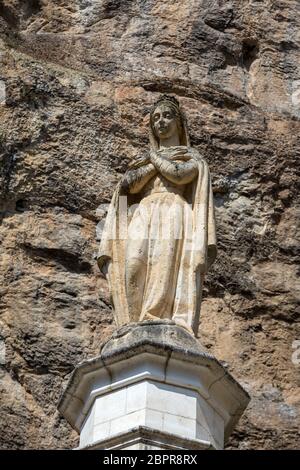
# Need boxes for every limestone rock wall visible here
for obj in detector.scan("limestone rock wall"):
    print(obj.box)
[0,0,299,449]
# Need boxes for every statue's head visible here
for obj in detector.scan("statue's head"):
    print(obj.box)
[149,95,189,149]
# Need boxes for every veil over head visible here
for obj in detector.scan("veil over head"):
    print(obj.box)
[97,94,217,334]
[149,95,190,150]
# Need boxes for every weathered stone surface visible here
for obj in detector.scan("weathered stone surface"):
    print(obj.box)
[101,320,211,357]
[98,96,217,336]
[0,0,299,449]
[58,322,250,450]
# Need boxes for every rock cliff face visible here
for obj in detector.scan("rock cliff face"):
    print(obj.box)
[0,0,299,449]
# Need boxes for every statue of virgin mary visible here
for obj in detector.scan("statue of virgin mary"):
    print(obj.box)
[97,95,217,336]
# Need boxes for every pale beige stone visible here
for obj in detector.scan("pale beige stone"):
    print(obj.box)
[98,95,216,335]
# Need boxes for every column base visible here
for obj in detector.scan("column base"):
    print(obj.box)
[58,320,250,450]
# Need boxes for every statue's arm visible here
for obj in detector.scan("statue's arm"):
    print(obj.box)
[121,163,156,194]
[150,151,198,185]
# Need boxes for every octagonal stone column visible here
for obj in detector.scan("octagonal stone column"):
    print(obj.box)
[58,321,250,450]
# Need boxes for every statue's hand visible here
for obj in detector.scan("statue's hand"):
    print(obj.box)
[157,147,192,161]
[150,149,158,162]
[169,147,202,162]
[128,155,150,169]
[185,147,202,161]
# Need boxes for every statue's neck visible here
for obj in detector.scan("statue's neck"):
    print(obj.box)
[159,134,180,149]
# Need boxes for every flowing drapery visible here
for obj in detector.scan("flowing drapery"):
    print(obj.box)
[98,152,216,335]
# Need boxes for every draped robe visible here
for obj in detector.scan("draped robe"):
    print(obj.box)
[98,127,217,336]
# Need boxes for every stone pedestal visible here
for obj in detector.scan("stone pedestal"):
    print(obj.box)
[58,321,250,450]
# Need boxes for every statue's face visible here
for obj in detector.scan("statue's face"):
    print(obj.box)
[152,104,178,140]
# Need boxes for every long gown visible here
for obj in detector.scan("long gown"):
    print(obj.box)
[98,145,216,336]
[125,171,196,333]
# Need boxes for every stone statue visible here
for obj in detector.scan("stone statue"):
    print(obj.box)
[97,95,217,336]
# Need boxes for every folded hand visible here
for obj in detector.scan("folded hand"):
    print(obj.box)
[128,155,150,169]
[156,146,193,161]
